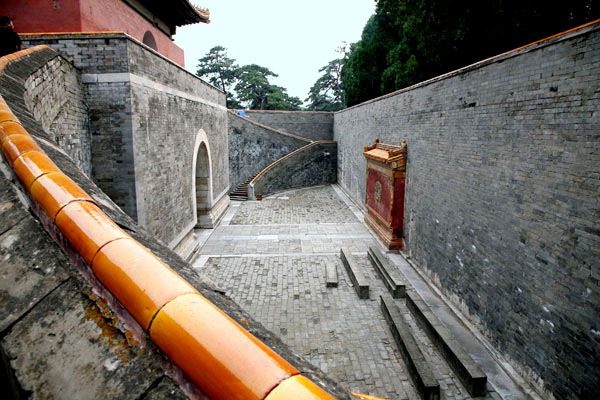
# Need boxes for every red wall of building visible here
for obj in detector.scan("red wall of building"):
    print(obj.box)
[1,0,82,32]
[0,0,185,66]
[79,0,185,66]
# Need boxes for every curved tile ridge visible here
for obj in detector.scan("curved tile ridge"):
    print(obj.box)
[250,140,336,185]
[228,109,313,143]
[0,48,336,400]
[0,45,52,74]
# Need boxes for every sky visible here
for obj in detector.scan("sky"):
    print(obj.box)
[173,0,376,104]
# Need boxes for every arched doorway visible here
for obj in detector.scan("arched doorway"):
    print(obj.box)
[192,130,213,228]
[142,31,157,51]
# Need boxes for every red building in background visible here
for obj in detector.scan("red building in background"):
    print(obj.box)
[0,0,209,66]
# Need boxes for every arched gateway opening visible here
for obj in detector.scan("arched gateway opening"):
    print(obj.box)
[142,31,158,51]
[192,129,213,228]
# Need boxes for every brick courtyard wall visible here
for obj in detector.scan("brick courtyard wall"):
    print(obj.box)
[22,54,91,176]
[250,141,337,199]
[243,110,334,141]
[228,111,310,193]
[334,24,600,399]
[21,33,229,247]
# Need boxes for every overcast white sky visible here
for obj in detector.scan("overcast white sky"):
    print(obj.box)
[173,0,376,103]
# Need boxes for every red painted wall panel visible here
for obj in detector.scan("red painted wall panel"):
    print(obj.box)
[1,0,82,33]
[0,0,185,66]
[391,176,405,228]
[366,168,392,223]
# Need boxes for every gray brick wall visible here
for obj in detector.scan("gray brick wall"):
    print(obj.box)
[22,55,91,176]
[334,25,600,399]
[22,34,230,247]
[86,81,138,220]
[125,40,223,105]
[243,110,334,141]
[22,35,130,74]
[130,82,228,244]
[228,112,310,192]
[250,142,337,198]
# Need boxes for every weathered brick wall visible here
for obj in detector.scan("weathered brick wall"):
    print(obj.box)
[334,25,600,399]
[125,40,223,106]
[228,112,310,192]
[243,110,334,141]
[130,83,228,244]
[22,34,130,73]
[250,142,337,199]
[22,35,138,220]
[22,54,91,176]
[22,34,230,247]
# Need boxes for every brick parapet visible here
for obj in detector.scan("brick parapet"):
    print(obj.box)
[20,32,222,99]
[22,52,91,176]
[243,110,334,141]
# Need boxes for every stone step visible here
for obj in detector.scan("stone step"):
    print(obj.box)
[325,261,338,287]
[406,291,487,397]
[229,175,258,201]
[380,294,440,400]
[340,247,369,299]
[368,246,406,298]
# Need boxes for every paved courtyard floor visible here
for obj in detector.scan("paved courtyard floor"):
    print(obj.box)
[191,185,529,400]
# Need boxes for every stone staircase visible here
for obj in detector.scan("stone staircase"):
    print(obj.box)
[230,175,257,201]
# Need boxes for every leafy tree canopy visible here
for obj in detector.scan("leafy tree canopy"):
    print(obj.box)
[341,0,597,106]
[305,51,346,111]
[196,46,239,108]
[196,50,302,110]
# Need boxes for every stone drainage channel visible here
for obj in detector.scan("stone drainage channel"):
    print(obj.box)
[190,185,531,400]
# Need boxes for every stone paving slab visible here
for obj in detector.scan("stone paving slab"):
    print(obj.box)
[191,184,524,399]
[230,185,359,225]
[198,253,478,400]
[199,254,415,399]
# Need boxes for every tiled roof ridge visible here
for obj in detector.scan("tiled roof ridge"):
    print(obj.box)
[0,47,336,400]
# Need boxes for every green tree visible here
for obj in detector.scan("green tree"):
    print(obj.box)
[265,85,303,110]
[235,64,301,110]
[196,46,240,108]
[342,0,597,106]
[341,14,397,106]
[234,64,277,110]
[305,53,346,111]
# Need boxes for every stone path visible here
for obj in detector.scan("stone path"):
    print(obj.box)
[191,185,525,400]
